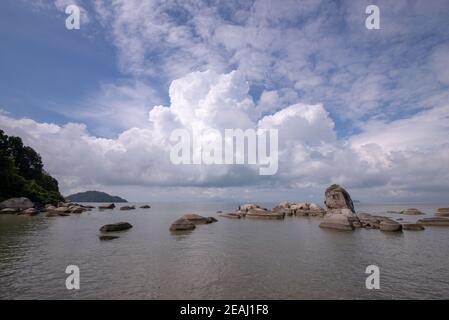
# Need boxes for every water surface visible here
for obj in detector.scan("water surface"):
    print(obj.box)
[1,202,448,299]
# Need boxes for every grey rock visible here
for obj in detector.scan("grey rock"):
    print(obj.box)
[100,222,133,232]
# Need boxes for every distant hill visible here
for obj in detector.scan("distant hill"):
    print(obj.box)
[66,191,127,203]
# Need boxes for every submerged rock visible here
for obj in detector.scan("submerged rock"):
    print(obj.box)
[0,197,34,210]
[120,205,136,211]
[169,218,196,231]
[417,217,449,226]
[402,223,425,231]
[99,222,133,232]
[99,203,116,209]
[99,235,120,241]
[400,208,425,215]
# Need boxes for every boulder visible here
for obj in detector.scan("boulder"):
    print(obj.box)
[402,223,425,231]
[272,206,293,216]
[324,184,355,213]
[380,220,402,232]
[219,213,242,219]
[320,185,357,231]
[436,208,449,217]
[19,208,39,216]
[239,204,260,212]
[120,205,136,211]
[0,197,34,210]
[180,213,217,224]
[417,217,449,226]
[99,203,115,209]
[70,206,85,214]
[99,235,120,241]
[400,208,425,215]
[319,214,357,231]
[99,222,133,232]
[169,218,196,231]
[140,205,151,209]
[246,208,284,220]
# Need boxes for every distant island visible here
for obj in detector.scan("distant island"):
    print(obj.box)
[66,191,127,203]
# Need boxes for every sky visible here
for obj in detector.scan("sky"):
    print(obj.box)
[1,0,449,203]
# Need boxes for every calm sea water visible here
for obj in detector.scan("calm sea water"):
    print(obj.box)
[1,202,449,299]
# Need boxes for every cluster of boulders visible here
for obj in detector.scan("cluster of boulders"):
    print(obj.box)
[0,197,94,217]
[169,214,217,231]
[218,201,326,220]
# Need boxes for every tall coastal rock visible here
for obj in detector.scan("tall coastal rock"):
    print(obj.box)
[319,184,358,231]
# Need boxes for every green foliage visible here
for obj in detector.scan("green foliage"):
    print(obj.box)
[0,129,63,204]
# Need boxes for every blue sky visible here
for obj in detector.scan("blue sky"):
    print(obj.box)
[1,0,449,202]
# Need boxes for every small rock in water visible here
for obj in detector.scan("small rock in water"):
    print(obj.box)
[99,203,115,209]
[219,213,242,219]
[169,218,196,231]
[402,223,425,231]
[99,235,120,241]
[100,222,133,232]
[140,205,151,209]
[120,205,136,211]
[181,213,218,224]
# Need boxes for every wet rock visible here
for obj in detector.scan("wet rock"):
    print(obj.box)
[400,208,425,215]
[120,205,136,211]
[380,220,402,232]
[99,203,115,209]
[417,217,449,226]
[402,223,425,231]
[436,208,449,217]
[0,197,34,210]
[180,213,217,224]
[140,205,151,209]
[100,222,133,232]
[246,208,284,220]
[219,213,242,219]
[99,235,120,241]
[169,218,196,231]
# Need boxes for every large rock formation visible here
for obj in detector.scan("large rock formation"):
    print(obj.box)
[0,197,34,210]
[319,184,358,231]
[324,184,355,213]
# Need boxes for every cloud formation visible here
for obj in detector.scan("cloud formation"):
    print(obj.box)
[2,70,449,202]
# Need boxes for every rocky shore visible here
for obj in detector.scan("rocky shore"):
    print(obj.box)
[1,187,448,238]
